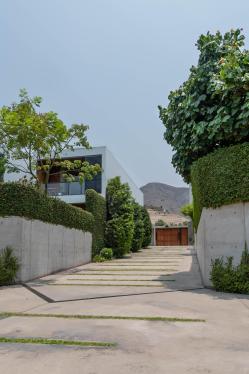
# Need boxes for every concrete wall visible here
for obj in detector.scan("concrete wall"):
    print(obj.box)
[196,203,248,286]
[0,216,92,282]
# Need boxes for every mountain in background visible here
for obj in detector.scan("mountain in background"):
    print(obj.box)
[141,182,189,213]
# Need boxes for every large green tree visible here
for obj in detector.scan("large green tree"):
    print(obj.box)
[0,89,101,187]
[159,29,249,182]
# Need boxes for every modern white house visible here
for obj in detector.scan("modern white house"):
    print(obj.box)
[4,146,144,206]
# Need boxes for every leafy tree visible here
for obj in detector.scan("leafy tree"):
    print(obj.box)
[159,29,249,182]
[141,207,152,247]
[131,203,144,252]
[105,177,134,257]
[181,203,193,220]
[0,89,101,188]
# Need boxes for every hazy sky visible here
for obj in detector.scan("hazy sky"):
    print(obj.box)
[1,1,249,187]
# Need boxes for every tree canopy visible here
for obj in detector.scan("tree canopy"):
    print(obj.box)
[0,89,101,186]
[159,29,249,182]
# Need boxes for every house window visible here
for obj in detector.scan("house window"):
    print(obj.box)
[85,155,102,193]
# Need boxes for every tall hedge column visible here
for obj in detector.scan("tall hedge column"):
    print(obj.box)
[105,177,134,258]
[85,189,106,257]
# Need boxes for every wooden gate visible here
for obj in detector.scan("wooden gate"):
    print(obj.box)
[155,227,188,246]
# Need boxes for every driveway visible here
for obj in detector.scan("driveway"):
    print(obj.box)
[1,246,249,374]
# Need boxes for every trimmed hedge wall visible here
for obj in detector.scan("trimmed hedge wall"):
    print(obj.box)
[191,142,249,229]
[85,189,106,257]
[0,183,94,232]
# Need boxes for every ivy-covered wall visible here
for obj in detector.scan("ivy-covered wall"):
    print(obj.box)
[191,142,249,229]
[0,183,94,232]
[85,189,106,256]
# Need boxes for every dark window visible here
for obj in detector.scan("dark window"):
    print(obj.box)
[85,155,102,193]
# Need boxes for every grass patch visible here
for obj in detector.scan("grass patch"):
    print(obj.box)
[69,273,175,276]
[66,278,176,282]
[0,336,115,347]
[0,312,205,323]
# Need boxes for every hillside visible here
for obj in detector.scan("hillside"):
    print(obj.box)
[141,182,189,213]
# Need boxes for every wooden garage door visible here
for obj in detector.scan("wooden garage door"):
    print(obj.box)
[156,228,188,246]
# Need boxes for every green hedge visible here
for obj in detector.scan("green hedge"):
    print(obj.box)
[0,183,94,232]
[191,142,249,229]
[85,189,106,257]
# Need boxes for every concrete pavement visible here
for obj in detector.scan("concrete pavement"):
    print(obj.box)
[0,246,249,373]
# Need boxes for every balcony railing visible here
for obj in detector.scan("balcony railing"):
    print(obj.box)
[44,182,85,197]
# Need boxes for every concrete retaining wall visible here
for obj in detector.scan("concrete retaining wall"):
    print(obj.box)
[196,203,249,286]
[0,216,92,282]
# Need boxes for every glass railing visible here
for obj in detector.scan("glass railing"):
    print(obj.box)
[44,182,85,196]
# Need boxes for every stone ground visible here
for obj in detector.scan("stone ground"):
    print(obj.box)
[0,246,249,374]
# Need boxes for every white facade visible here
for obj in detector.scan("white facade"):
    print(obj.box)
[4,146,144,205]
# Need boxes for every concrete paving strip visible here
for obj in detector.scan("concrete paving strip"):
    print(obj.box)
[28,282,173,288]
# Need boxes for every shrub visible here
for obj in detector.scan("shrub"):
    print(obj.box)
[181,203,193,220]
[93,255,105,263]
[155,219,165,227]
[105,177,134,258]
[0,247,19,286]
[191,142,249,229]
[141,207,152,247]
[211,246,249,294]
[85,189,106,257]
[105,217,130,258]
[100,248,113,260]
[0,182,94,232]
[131,203,144,252]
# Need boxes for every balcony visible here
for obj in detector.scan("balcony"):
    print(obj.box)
[44,182,85,197]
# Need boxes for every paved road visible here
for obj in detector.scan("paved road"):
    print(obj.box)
[1,246,249,374]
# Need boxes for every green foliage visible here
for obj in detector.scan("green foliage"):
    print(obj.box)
[181,203,193,220]
[191,142,249,229]
[131,203,145,252]
[0,246,19,286]
[85,189,106,257]
[93,255,106,263]
[155,219,165,226]
[211,246,249,294]
[0,182,94,232]
[105,177,134,258]
[0,90,100,185]
[0,156,5,182]
[141,207,152,247]
[159,29,249,182]
[100,248,113,260]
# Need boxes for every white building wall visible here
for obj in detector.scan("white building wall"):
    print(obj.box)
[104,148,144,205]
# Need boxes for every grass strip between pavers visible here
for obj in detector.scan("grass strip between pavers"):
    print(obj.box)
[0,312,205,322]
[0,336,115,347]
[68,273,175,276]
[66,278,176,282]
